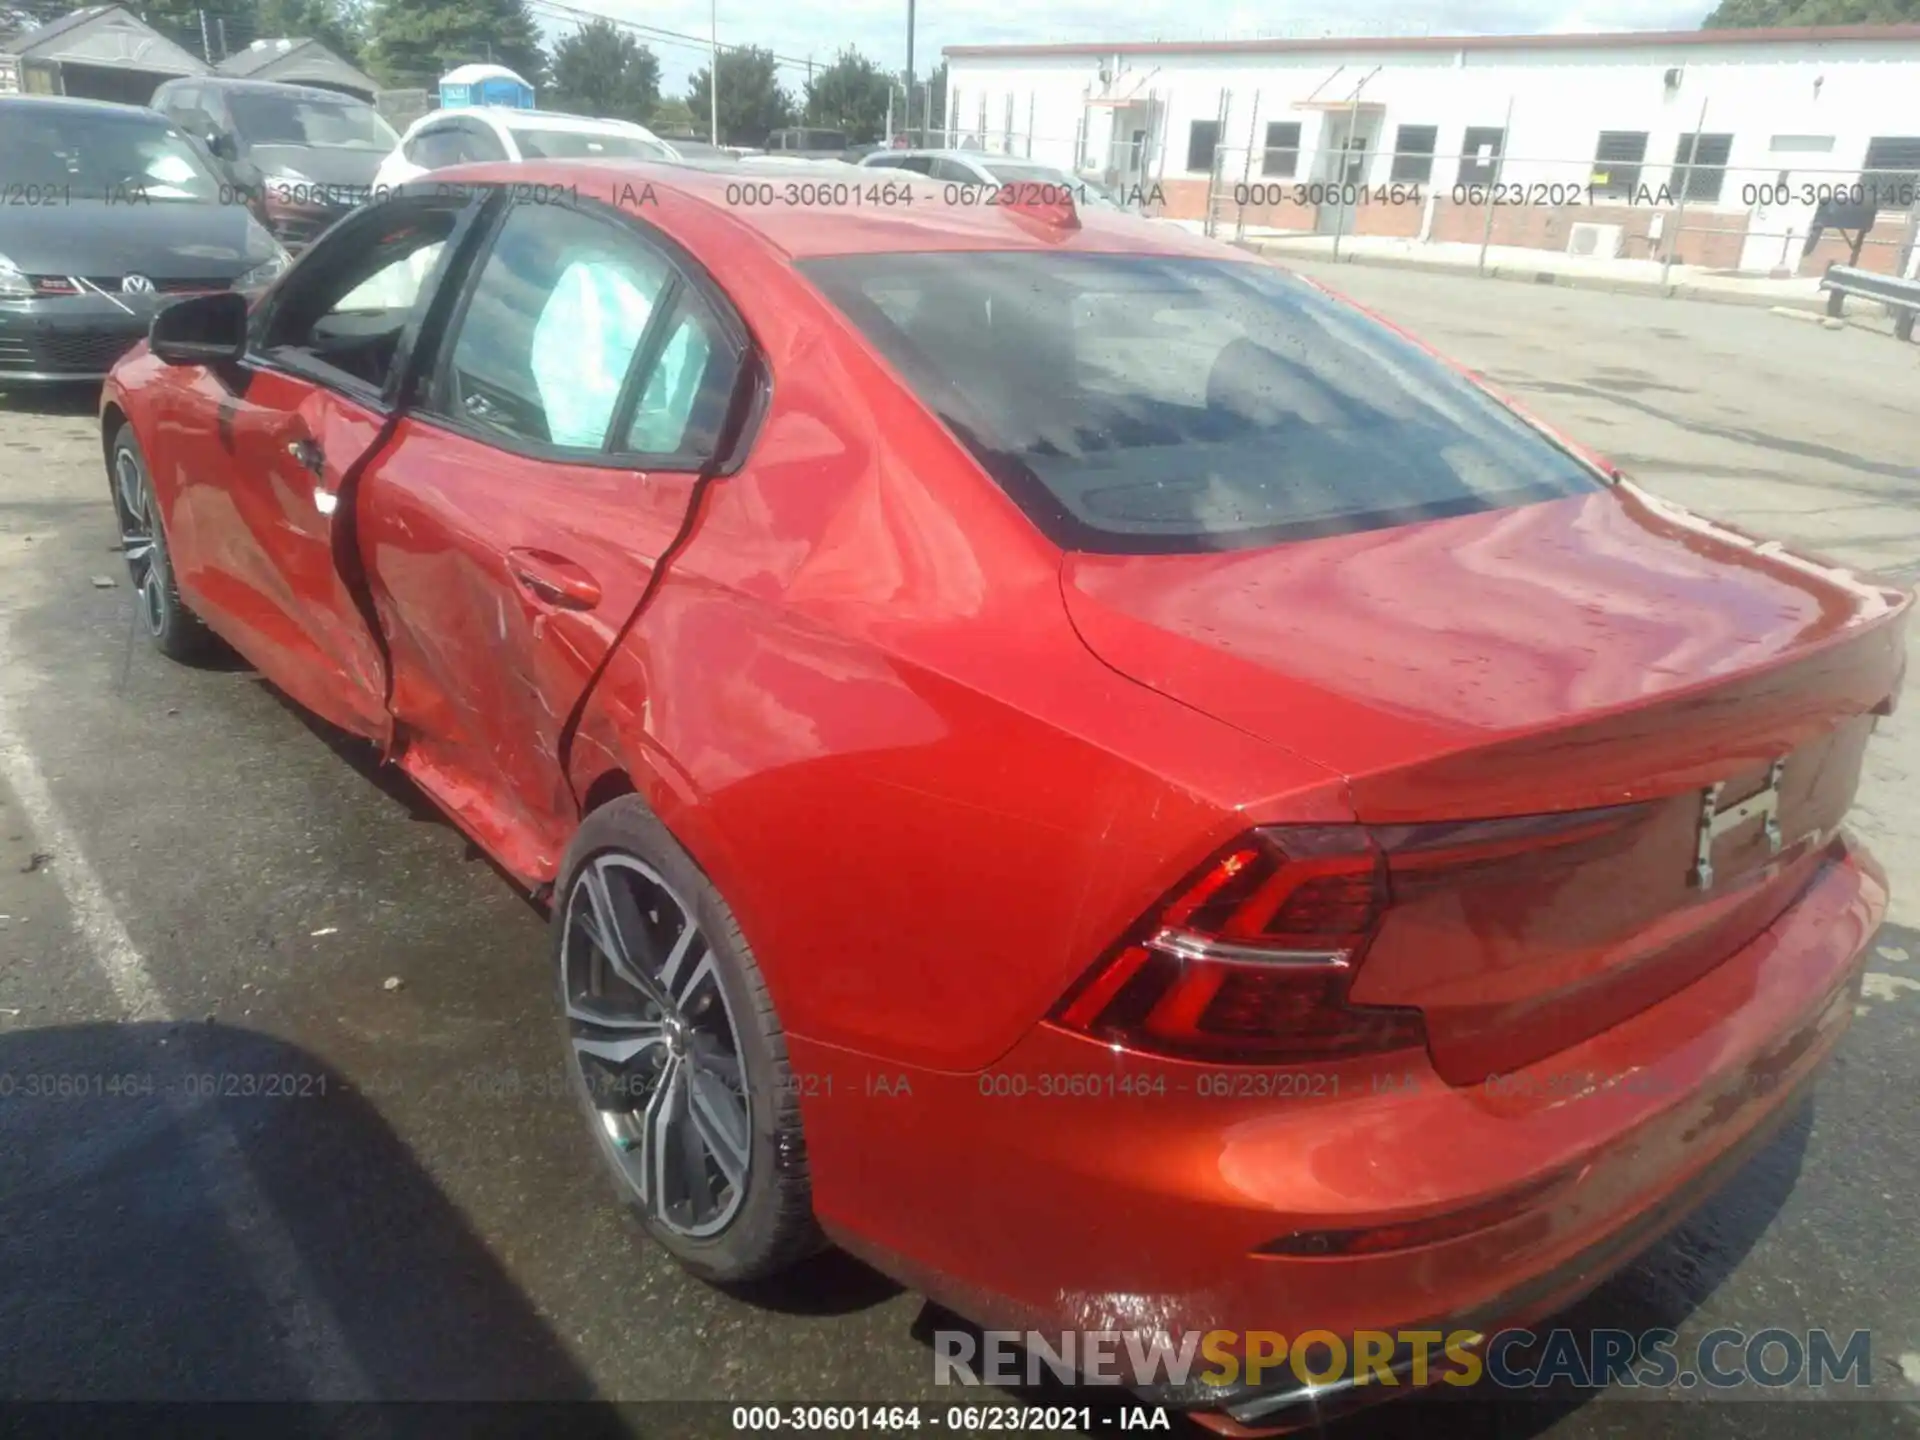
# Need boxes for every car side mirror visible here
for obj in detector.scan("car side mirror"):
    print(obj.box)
[151,291,250,366]
[207,129,237,160]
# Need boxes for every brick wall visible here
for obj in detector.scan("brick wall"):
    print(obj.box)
[1143,180,1909,277]
[1799,215,1913,277]
[1426,201,1750,268]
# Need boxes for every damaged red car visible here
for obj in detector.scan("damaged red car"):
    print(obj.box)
[100,165,1907,1431]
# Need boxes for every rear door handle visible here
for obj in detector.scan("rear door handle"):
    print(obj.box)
[506,548,602,610]
[286,437,324,476]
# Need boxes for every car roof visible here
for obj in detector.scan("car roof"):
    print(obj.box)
[187,77,365,102]
[409,106,662,138]
[874,149,1042,162]
[0,95,164,118]
[427,158,1232,263]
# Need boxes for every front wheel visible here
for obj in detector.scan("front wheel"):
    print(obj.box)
[552,798,823,1283]
[108,423,221,664]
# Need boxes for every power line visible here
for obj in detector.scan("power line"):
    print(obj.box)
[526,0,819,76]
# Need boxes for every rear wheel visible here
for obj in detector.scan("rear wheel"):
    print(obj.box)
[108,423,220,664]
[553,798,823,1282]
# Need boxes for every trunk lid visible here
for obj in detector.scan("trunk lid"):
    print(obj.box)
[1062,484,1909,1082]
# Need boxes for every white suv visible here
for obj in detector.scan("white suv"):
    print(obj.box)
[372,108,680,190]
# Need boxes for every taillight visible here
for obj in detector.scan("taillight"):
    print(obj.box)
[1052,808,1648,1065]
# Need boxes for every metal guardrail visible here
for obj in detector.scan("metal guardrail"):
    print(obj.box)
[1821,264,1920,342]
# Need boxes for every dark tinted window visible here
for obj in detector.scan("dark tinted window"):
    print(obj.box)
[511,127,669,161]
[228,91,396,149]
[404,125,461,168]
[1592,131,1647,197]
[1390,125,1438,184]
[800,254,1603,554]
[1458,126,1505,187]
[1187,120,1220,173]
[454,119,510,162]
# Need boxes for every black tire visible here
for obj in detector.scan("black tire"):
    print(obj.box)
[107,422,222,664]
[552,797,823,1284]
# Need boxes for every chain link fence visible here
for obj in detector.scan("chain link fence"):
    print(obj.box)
[1189,90,1920,282]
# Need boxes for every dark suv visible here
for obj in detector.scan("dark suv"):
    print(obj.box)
[150,77,398,248]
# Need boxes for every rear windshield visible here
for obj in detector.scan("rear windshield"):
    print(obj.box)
[799,253,1606,553]
[513,129,674,161]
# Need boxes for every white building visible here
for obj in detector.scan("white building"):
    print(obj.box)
[943,24,1920,275]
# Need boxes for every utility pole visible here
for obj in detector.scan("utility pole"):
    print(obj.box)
[196,7,211,64]
[904,0,915,144]
[1663,96,1710,287]
[709,0,720,145]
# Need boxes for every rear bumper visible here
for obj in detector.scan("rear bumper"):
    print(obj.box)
[791,834,1883,1417]
[1196,1052,1816,1433]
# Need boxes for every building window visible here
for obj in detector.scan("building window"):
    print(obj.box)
[1187,119,1221,174]
[1862,136,1920,210]
[1592,131,1648,197]
[1457,126,1505,187]
[1262,121,1301,178]
[1671,132,1732,203]
[1388,125,1438,184]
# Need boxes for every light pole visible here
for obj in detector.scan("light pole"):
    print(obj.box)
[904,0,915,144]
[709,0,720,145]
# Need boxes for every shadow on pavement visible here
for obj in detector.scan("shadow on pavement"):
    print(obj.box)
[0,1019,624,1427]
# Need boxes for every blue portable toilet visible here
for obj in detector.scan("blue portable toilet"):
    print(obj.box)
[438,63,534,111]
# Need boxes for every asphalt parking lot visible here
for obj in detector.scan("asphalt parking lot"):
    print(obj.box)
[1,265,1918,1439]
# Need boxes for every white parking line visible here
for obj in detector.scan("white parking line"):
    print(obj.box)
[0,677,376,1401]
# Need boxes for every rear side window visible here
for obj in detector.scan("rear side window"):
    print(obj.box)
[799,254,1604,553]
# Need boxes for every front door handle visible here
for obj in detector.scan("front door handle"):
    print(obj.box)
[287,436,324,476]
[506,548,602,610]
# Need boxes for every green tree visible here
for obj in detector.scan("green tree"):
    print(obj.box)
[365,0,545,90]
[1702,0,1915,23]
[256,0,367,63]
[546,18,660,122]
[686,46,794,145]
[134,0,245,61]
[802,46,890,144]
[649,95,695,135]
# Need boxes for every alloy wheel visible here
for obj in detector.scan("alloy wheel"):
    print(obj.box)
[561,853,753,1238]
[113,446,166,637]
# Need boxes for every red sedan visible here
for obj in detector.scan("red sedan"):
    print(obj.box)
[101,164,1906,1428]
